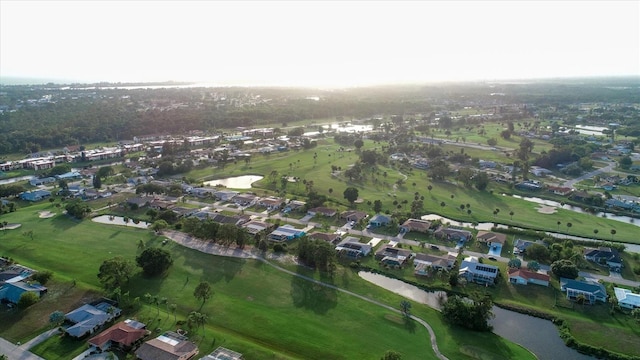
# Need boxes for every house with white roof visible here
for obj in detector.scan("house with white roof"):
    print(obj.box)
[614,287,640,309]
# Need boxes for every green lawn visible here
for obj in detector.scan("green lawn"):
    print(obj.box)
[0,202,536,360]
[181,138,640,244]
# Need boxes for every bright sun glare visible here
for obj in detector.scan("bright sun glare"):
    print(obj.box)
[1,1,638,86]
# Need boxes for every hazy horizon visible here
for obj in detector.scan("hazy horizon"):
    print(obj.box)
[2,1,638,88]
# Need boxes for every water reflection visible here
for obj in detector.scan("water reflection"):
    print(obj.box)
[203,175,264,189]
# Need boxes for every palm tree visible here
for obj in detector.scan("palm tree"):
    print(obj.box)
[611,229,617,240]
[509,211,514,220]
[427,185,432,193]
[557,221,561,230]
[566,222,572,231]
[593,229,599,237]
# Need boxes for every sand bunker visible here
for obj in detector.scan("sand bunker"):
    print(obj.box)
[39,211,56,218]
[536,205,557,214]
[1,223,22,230]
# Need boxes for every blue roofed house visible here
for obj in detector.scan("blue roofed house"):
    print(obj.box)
[458,256,499,285]
[613,287,640,310]
[560,278,607,304]
[268,225,305,242]
[19,190,51,202]
[368,214,391,228]
[584,247,623,272]
[0,281,47,304]
[65,302,122,338]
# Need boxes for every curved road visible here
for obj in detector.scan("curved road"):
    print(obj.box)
[164,230,448,360]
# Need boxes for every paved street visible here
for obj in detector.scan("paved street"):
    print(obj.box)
[0,328,57,360]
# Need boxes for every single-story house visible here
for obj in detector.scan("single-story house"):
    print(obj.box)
[340,210,368,223]
[29,177,56,186]
[283,200,306,212]
[335,241,372,258]
[529,166,553,177]
[189,187,217,198]
[307,207,337,217]
[560,278,607,304]
[515,181,542,191]
[458,256,499,285]
[56,171,82,180]
[268,225,305,242]
[0,281,47,304]
[88,319,146,352]
[375,244,412,266]
[171,207,197,218]
[126,197,154,209]
[584,247,623,271]
[413,253,456,271]
[308,232,341,244]
[65,302,122,338]
[368,214,391,227]
[476,231,507,247]
[548,186,573,196]
[233,193,258,206]
[507,268,550,286]
[613,287,640,310]
[19,190,51,202]
[433,227,472,242]
[127,176,149,186]
[400,219,432,234]
[135,331,199,360]
[241,220,273,235]
[213,190,238,202]
[257,197,284,210]
[513,239,545,255]
[200,347,243,360]
[149,199,175,211]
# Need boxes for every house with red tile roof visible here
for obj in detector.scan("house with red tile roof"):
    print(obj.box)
[88,319,147,351]
[507,268,550,287]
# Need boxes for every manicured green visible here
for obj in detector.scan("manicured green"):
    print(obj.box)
[0,202,536,360]
[184,138,640,244]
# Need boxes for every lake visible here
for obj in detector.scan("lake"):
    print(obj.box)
[203,175,264,189]
[91,215,150,229]
[358,271,595,360]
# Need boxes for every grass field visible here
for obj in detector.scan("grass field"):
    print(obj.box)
[182,138,640,244]
[0,202,536,360]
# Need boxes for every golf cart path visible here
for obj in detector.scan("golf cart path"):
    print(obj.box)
[163,230,448,360]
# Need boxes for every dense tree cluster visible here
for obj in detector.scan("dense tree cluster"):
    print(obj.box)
[65,199,91,219]
[442,295,494,331]
[296,237,337,274]
[136,247,173,276]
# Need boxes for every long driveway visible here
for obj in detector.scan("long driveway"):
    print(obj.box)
[163,230,448,360]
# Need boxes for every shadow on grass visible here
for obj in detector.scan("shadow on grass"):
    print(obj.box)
[290,268,337,315]
[171,244,246,285]
[50,215,80,231]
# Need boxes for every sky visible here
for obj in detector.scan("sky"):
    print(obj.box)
[1,1,639,87]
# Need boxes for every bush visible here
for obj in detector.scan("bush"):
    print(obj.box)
[633,266,640,275]
[31,270,53,285]
[273,244,285,253]
[18,291,39,309]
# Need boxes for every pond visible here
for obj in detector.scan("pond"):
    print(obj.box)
[203,175,264,189]
[358,271,595,360]
[91,215,149,229]
[358,272,447,310]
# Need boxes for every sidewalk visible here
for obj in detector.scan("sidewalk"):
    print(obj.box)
[0,328,58,360]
